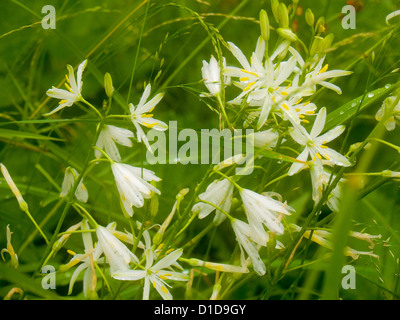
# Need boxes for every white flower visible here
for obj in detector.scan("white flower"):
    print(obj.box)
[112,230,189,300]
[95,125,134,162]
[96,224,139,274]
[310,164,345,212]
[111,162,161,217]
[249,128,280,149]
[192,178,233,225]
[60,167,88,203]
[240,188,293,238]
[45,60,87,116]
[298,56,352,95]
[288,107,351,176]
[64,220,103,298]
[375,96,400,131]
[231,219,266,276]
[201,55,230,96]
[129,84,168,151]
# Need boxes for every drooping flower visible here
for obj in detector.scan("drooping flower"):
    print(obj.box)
[129,84,168,151]
[96,224,139,274]
[45,60,87,116]
[375,96,400,131]
[201,55,230,96]
[287,107,351,176]
[192,178,234,225]
[111,162,161,217]
[112,230,189,300]
[231,219,266,276]
[240,188,293,238]
[60,167,89,203]
[95,125,134,162]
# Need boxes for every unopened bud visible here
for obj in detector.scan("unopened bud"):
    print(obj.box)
[278,3,289,28]
[271,0,280,23]
[259,9,270,41]
[305,8,314,27]
[104,72,114,98]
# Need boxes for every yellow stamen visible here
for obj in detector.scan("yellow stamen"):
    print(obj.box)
[320,145,328,149]
[65,74,70,83]
[240,69,258,77]
[141,113,154,118]
[324,154,330,160]
[295,98,303,105]
[161,286,169,294]
[305,110,315,114]
[59,99,68,105]
[142,121,159,129]
[65,83,73,93]
[165,248,174,254]
[272,96,276,103]
[152,281,156,288]
[243,81,256,91]
[280,91,288,96]
[67,249,76,256]
[282,103,289,111]
[299,115,305,119]
[318,64,329,74]
[295,108,301,112]
[285,83,292,89]
[303,101,311,106]
[316,153,322,159]
[239,77,249,82]
[302,119,310,124]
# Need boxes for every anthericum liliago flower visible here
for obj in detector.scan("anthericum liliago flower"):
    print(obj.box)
[375,96,400,131]
[240,188,293,238]
[96,224,139,274]
[45,60,87,116]
[111,162,161,217]
[129,83,168,152]
[192,178,234,226]
[231,219,266,276]
[112,230,189,300]
[287,107,351,176]
[201,55,230,97]
[60,167,89,203]
[95,125,135,162]
[61,220,103,298]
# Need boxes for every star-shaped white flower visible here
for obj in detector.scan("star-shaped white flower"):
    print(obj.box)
[298,56,352,96]
[129,84,168,151]
[111,162,161,217]
[45,60,87,116]
[95,125,134,162]
[288,107,351,176]
[112,230,189,300]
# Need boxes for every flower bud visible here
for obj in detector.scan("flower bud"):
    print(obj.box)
[315,16,326,34]
[305,8,314,27]
[278,3,289,28]
[259,9,270,41]
[104,72,114,98]
[271,0,280,23]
